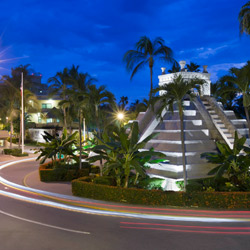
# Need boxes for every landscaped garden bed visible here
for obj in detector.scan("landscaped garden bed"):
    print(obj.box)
[4,148,29,157]
[72,178,250,209]
[39,161,90,182]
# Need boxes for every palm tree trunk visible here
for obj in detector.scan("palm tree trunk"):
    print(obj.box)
[244,106,250,136]
[10,121,13,149]
[149,65,153,100]
[179,106,187,191]
[95,104,103,176]
[63,107,67,130]
[78,111,82,170]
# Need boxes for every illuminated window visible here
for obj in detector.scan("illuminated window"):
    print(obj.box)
[42,103,52,109]
[46,118,53,123]
[38,118,42,123]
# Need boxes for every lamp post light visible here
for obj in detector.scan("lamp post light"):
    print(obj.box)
[117,112,124,121]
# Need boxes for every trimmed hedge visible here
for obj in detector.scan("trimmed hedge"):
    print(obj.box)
[93,176,116,186]
[72,179,250,209]
[39,162,89,182]
[4,148,29,157]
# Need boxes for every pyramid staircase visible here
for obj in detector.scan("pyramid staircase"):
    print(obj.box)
[201,96,250,147]
[137,96,250,190]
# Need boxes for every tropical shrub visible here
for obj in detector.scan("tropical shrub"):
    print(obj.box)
[39,161,89,182]
[201,132,250,191]
[4,148,28,157]
[36,129,79,168]
[87,122,167,188]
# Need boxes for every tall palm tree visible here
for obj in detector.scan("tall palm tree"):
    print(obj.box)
[239,1,250,35]
[48,68,71,129]
[123,36,174,99]
[119,96,128,110]
[60,70,96,168]
[219,62,250,135]
[0,69,39,148]
[85,84,115,136]
[151,75,203,191]
[0,81,20,149]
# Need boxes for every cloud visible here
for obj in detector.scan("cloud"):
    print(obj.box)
[177,41,237,60]
[196,45,228,58]
[208,62,247,82]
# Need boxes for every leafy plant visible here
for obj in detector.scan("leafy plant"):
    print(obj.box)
[87,122,167,188]
[201,132,250,191]
[36,129,79,167]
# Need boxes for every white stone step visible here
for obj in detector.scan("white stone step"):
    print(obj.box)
[224,110,235,116]
[208,110,216,114]
[165,110,197,116]
[162,120,203,125]
[149,139,212,144]
[216,123,226,128]
[231,119,247,125]
[237,128,249,135]
[211,114,219,119]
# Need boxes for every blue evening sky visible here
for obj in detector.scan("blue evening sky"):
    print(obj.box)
[0,0,249,102]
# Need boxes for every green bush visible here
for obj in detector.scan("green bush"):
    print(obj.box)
[72,179,250,209]
[72,179,184,206]
[135,177,164,190]
[4,148,29,157]
[39,162,90,182]
[93,176,116,186]
[7,138,19,144]
[90,165,100,174]
[77,176,94,182]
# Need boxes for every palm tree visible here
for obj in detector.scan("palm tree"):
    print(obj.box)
[186,62,200,72]
[123,36,174,99]
[85,84,115,136]
[0,81,20,149]
[128,98,149,120]
[0,67,39,148]
[239,1,250,35]
[48,68,71,129]
[151,75,203,191]
[219,62,250,135]
[59,69,97,169]
[119,96,128,110]
[168,60,181,73]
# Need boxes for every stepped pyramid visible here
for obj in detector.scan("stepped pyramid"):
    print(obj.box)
[137,61,249,190]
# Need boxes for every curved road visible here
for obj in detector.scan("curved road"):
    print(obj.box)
[0,158,250,250]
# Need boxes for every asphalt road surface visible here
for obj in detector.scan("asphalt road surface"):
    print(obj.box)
[0,159,250,250]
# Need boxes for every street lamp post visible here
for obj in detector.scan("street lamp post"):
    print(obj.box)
[21,72,24,154]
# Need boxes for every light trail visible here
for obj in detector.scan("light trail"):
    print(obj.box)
[0,158,250,223]
[0,190,238,222]
[120,226,250,235]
